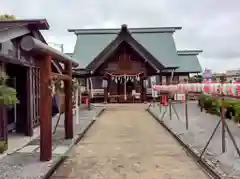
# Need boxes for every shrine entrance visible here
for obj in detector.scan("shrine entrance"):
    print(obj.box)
[108,73,142,103]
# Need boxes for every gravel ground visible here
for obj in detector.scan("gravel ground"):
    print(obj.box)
[51,104,209,179]
[150,101,240,178]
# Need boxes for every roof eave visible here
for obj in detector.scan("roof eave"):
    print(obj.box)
[176,71,202,73]
[0,19,50,30]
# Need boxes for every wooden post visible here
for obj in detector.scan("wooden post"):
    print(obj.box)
[39,55,52,161]
[140,78,143,102]
[75,88,79,125]
[103,78,108,103]
[159,74,162,85]
[159,74,162,105]
[26,68,33,136]
[140,78,146,102]
[185,93,189,130]
[64,61,73,139]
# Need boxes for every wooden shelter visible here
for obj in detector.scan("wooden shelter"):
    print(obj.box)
[20,36,78,161]
[69,25,202,103]
[0,19,78,161]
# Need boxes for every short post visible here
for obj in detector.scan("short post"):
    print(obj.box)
[185,93,189,130]
[169,95,172,120]
[220,79,226,153]
[75,88,79,125]
[221,97,226,153]
[159,95,162,113]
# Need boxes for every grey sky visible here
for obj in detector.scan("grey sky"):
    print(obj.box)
[1,0,240,72]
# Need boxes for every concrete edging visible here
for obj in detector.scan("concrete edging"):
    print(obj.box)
[43,108,106,179]
[146,108,225,179]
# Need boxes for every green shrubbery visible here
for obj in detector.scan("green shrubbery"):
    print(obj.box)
[199,94,240,122]
[0,141,7,154]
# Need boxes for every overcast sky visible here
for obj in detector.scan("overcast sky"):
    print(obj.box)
[1,0,240,72]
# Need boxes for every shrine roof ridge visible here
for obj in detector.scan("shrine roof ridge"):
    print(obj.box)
[68,26,182,35]
[177,50,203,55]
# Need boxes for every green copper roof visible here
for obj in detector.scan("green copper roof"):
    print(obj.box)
[132,32,180,67]
[72,33,116,68]
[69,27,182,68]
[176,50,202,73]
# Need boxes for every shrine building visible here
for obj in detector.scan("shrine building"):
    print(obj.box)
[69,24,202,103]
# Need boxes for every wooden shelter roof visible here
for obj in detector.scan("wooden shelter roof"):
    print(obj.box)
[0,19,67,73]
[0,19,49,31]
[0,19,49,44]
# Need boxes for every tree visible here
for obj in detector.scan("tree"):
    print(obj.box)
[0,14,16,20]
[220,75,227,83]
[188,74,203,83]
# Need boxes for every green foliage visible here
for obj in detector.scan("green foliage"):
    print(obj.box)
[72,78,80,92]
[220,75,227,83]
[0,70,18,105]
[199,94,220,115]
[0,85,18,105]
[189,75,203,83]
[0,141,7,153]
[52,78,80,94]
[0,14,16,20]
[199,94,240,122]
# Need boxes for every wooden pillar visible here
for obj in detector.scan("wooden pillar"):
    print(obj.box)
[104,78,108,103]
[159,74,162,103]
[64,61,73,139]
[159,74,162,85]
[39,55,52,161]
[166,75,170,85]
[140,78,146,102]
[26,67,33,136]
[107,76,111,96]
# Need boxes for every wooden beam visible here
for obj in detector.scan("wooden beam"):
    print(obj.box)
[20,36,79,67]
[52,73,71,81]
[64,61,73,139]
[39,55,52,161]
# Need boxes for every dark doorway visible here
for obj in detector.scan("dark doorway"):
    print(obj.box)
[126,80,134,96]
[6,63,27,134]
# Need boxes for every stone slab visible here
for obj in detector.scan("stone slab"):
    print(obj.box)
[18,145,39,153]
[53,146,69,155]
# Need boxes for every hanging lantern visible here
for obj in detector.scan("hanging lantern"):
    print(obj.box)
[102,79,108,88]
[137,75,140,81]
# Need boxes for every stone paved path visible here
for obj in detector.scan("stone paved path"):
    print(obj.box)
[51,104,209,179]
